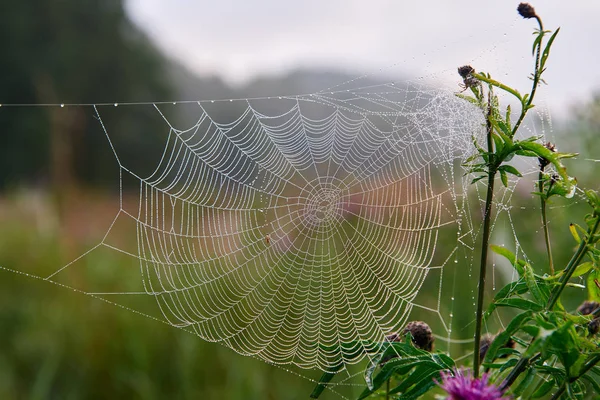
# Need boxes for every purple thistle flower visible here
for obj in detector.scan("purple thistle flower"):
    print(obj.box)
[437,368,510,400]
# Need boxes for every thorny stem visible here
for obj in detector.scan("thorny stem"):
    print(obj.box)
[549,354,600,400]
[538,171,554,273]
[546,215,600,310]
[512,16,544,136]
[473,89,496,378]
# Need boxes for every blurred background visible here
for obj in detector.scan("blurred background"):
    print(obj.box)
[1,0,599,399]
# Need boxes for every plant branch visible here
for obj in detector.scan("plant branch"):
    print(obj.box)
[549,354,600,400]
[546,216,600,310]
[539,171,554,273]
[512,17,544,135]
[473,90,496,377]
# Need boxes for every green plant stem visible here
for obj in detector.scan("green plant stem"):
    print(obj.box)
[525,356,557,400]
[546,216,600,310]
[538,171,554,274]
[473,93,496,378]
[499,356,530,392]
[549,354,600,400]
[512,17,544,136]
[386,378,390,400]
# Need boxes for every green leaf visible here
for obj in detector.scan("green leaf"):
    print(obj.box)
[471,175,486,185]
[581,374,600,396]
[357,357,437,399]
[513,367,537,397]
[587,270,600,302]
[389,365,440,397]
[484,312,532,363]
[498,165,522,177]
[531,378,556,398]
[483,279,528,322]
[394,373,439,400]
[491,132,504,153]
[455,93,481,106]
[490,245,526,276]
[494,298,543,312]
[570,224,582,243]
[571,262,593,278]
[540,28,560,69]
[523,264,548,304]
[500,169,508,187]
[310,369,341,398]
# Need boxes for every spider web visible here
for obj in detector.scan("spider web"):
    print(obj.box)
[26,79,486,374]
[1,65,575,398]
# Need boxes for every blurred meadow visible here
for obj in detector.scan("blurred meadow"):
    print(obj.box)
[1,1,600,399]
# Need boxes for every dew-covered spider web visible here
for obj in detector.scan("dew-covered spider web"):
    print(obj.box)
[37,80,487,369]
[1,67,568,398]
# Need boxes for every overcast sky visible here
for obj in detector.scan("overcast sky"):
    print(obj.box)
[125,0,599,118]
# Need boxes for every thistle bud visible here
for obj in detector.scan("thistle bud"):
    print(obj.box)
[479,333,494,361]
[517,3,537,19]
[458,65,475,79]
[479,333,516,361]
[404,321,435,352]
[577,301,600,316]
[539,142,557,169]
[589,318,600,336]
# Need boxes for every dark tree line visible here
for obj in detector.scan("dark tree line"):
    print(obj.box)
[0,0,172,191]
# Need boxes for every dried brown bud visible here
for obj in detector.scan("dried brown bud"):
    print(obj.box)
[578,301,600,316]
[479,333,494,361]
[479,333,516,361]
[589,318,600,336]
[517,3,537,19]
[539,142,557,169]
[458,65,475,79]
[403,321,434,352]
[545,142,557,153]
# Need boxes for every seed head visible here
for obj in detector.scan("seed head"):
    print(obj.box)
[387,321,435,352]
[479,333,494,361]
[589,318,600,336]
[517,3,537,19]
[539,142,557,169]
[479,333,516,361]
[458,65,475,79]
[578,301,600,316]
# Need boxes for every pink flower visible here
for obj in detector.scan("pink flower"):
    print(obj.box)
[437,368,510,400]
